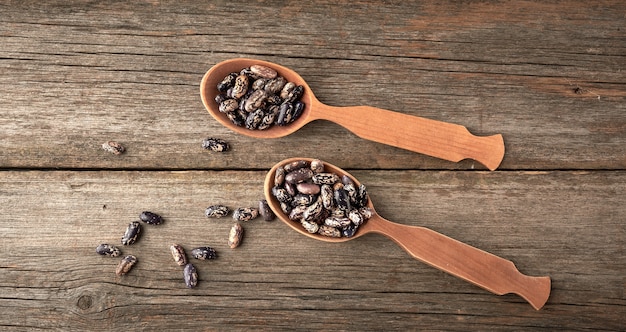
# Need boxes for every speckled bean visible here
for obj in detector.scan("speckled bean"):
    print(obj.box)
[170,243,187,266]
[228,222,243,248]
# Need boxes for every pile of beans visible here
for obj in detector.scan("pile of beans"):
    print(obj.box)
[270,159,372,238]
[214,65,305,130]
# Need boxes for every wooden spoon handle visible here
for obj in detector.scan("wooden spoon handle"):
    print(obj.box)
[369,217,551,309]
[311,104,505,170]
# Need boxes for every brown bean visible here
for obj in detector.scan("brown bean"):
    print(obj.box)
[116,255,137,276]
[250,64,277,79]
[228,222,244,248]
[259,199,275,221]
[297,182,320,195]
[170,244,187,266]
[231,74,249,99]
[102,141,125,155]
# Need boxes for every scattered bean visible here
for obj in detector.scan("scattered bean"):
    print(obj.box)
[183,263,198,288]
[258,199,275,221]
[121,221,141,245]
[202,137,230,152]
[190,246,217,260]
[228,222,244,248]
[102,141,125,155]
[116,255,137,276]
[96,243,121,257]
[170,244,188,266]
[139,211,163,225]
[232,207,259,222]
[205,204,230,218]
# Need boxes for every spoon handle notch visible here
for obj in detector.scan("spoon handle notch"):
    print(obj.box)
[310,104,505,171]
[369,216,551,309]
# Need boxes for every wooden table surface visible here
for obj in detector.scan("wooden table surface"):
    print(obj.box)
[1,1,624,331]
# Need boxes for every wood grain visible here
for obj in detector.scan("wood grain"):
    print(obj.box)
[1,0,624,330]
[0,170,624,330]
[1,1,624,170]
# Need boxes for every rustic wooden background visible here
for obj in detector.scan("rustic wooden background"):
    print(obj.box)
[1,1,624,330]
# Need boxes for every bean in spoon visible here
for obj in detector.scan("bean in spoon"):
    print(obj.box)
[264,158,551,309]
[201,58,505,170]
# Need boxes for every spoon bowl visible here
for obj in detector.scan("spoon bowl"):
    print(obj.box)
[264,157,373,243]
[200,58,315,139]
[264,157,551,309]
[201,58,505,170]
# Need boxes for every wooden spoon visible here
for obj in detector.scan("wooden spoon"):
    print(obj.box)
[200,58,505,171]
[264,157,551,310]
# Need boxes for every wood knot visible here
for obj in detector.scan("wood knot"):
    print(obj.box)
[77,295,93,310]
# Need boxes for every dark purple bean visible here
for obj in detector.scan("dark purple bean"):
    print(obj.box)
[121,221,141,245]
[334,188,351,211]
[96,244,121,257]
[190,247,217,260]
[217,72,238,92]
[139,211,163,225]
[183,263,198,288]
[259,199,275,221]
[291,101,305,122]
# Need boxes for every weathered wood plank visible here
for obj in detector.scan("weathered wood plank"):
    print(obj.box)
[1,1,624,170]
[1,1,624,331]
[0,170,623,330]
